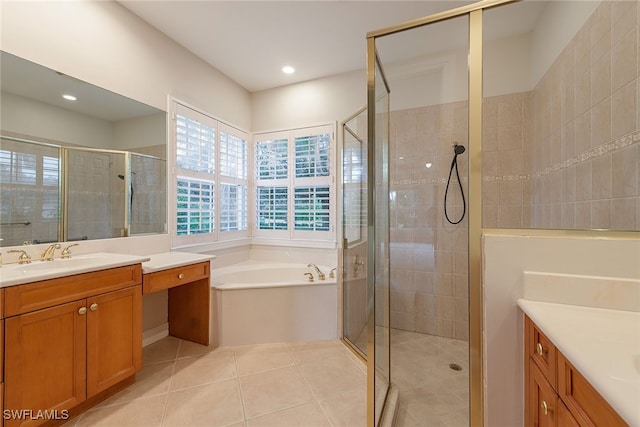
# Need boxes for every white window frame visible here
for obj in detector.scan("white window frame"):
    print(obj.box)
[169,99,250,249]
[253,124,335,242]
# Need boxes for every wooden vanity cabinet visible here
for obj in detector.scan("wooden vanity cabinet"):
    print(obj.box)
[524,315,627,427]
[143,261,210,345]
[4,265,142,427]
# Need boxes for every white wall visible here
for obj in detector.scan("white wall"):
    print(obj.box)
[251,70,365,132]
[0,0,251,130]
[483,233,640,427]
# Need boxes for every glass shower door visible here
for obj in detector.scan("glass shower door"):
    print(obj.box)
[367,44,391,426]
[342,107,368,357]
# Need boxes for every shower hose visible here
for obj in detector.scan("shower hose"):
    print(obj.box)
[444,144,466,225]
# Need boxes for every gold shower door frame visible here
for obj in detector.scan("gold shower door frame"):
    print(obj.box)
[365,1,515,425]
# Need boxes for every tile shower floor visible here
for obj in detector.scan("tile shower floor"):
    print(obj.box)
[391,329,469,427]
[63,337,367,427]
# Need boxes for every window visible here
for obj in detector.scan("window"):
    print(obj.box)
[171,101,248,246]
[254,125,334,241]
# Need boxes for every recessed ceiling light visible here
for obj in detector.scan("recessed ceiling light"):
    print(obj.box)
[282,65,295,74]
[62,94,77,101]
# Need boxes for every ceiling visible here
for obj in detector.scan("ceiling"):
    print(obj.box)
[118,0,481,93]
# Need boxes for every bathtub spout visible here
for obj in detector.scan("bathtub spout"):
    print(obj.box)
[307,263,325,280]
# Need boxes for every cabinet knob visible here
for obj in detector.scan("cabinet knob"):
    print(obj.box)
[541,400,552,415]
[536,342,544,356]
[178,273,185,279]
[78,307,87,315]
[90,303,99,311]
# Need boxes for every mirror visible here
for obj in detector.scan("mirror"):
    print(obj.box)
[0,51,167,247]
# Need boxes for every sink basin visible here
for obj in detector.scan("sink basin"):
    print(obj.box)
[16,257,106,272]
[0,252,151,287]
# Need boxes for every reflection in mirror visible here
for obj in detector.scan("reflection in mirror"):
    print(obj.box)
[65,148,127,242]
[0,51,167,246]
[0,137,61,245]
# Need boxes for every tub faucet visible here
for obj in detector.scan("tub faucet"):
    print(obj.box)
[41,243,61,261]
[307,263,325,280]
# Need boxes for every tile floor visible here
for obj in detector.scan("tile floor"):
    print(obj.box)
[391,330,469,427]
[63,337,367,427]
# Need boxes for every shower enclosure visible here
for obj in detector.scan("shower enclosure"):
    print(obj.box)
[343,0,640,425]
[340,1,496,425]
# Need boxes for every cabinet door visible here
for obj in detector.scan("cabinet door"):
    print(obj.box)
[557,398,580,427]
[528,360,557,427]
[5,301,87,427]
[86,286,142,397]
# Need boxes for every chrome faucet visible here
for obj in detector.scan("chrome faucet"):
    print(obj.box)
[41,243,61,261]
[8,249,32,264]
[329,267,337,279]
[307,263,325,280]
[61,243,79,259]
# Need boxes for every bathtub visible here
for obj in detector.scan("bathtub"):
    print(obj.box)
[211,262,337,346]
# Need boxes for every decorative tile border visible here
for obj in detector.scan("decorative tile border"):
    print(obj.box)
[531,130,639,180]
[480,130,639,183]
[483,174,531,182]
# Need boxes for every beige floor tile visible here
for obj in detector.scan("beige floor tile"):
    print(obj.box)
[143,336,181,364]
[234,344,294,376]
[298,354,366,399]
[239,366,314,418]
[318,387,366,427]
[98,361,175,407]
[176,339,216,358]
[163,379,244,427]
[246,402,331,427]
[287,340,347,364]
[76,395,166,427]
[170,350,237,391]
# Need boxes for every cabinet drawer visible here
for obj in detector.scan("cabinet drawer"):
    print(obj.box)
[526,315,557,389]
[557,352,627,427]
[143,261,209,294]
[4,264,142,317]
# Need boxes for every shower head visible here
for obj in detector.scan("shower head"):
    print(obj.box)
[454,144,466,155]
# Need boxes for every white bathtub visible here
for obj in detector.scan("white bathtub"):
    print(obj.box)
[211,262,337,346]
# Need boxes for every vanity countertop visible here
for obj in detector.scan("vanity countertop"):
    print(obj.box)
[141,252,216,274]
[0,252,151,288]
[518,298,640,426]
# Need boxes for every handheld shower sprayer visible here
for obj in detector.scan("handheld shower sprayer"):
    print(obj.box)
[444,142,467,224]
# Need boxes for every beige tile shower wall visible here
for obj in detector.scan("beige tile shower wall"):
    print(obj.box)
[482,92,533,229]
[389,102,469,341]
[531,1,639,230]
